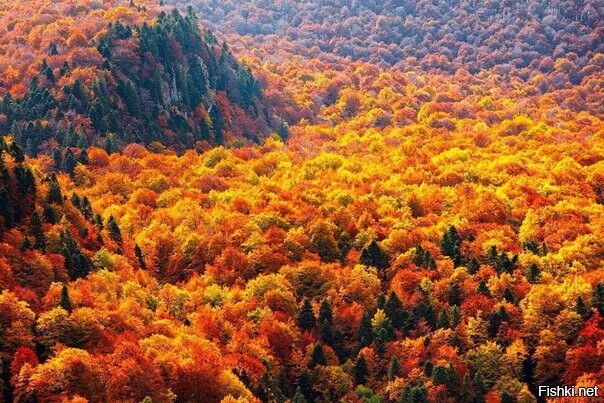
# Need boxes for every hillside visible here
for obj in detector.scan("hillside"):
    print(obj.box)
[166,0,602,73]
[0,1,272,167]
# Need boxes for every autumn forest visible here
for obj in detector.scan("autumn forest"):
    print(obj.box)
[0,0,602,402]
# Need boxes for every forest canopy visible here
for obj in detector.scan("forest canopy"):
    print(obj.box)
[0,0,602,402]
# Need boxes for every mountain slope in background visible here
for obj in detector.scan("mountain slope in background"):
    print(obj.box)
[167,0,602,74]
[0,1,273,168]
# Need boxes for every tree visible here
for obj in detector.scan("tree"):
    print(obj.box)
[477,281,490,296]
[375,327,388,357]
[52,147,62,169]
[448,282,463,306]
[401,382,429,403]
[255,369,286,403]
[527,263,541,284]
[437,309,450,329]
[319,299,333,325]
[441,226,463,266]
[309,221,340,263]
[298,370,314,402]
[310,342,327,367]
[60,284,73,313]
[30,210,46,250]
[503,288,516,304]
[593,283,604,314]
[292,387,308,403]
[62,149,77,175]
[10,142,25,163]
[432,365,449,386]
[467,258,480,275]
[465,341,504,388]
[135,244,147,269]
[0,186,14,228]
[360,240,389,269]
[298,299,316,331]
[43,203,56,224]
[358,311,374,349]
[385,291,407,330]
[61,229,92,280]
[353,353,369,385]
[47,174,63,204]
[574,297,590,319]
[107,215,123,245]
[388,355,400,381]
[319,299,334,344]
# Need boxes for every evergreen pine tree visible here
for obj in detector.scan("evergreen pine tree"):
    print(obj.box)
[574,296,590,319]
[49,42,58,56]
[30,210,46,250]
[467,257,480,275]
[52,147,62,169]
[477,281,490,296]
[441,226,463,267]
[43,203,56,224]
[62,149,77,175]
[593,283,604,315]
[59,61,70,77]
[437,309,450,329]
[388,355,400,381]
[0,186,14,228]
[297,298,316,331]
[107,215,123,245]
[385,291,407,330]
[375,327,388,357]
[319,299,333,325]
[527,263,541,284]
[473,371,487,403]
[358,311,374,349]
[298,370,314,403]
[310,342,326,367]
[61,229,92,280]
[47,174,63,204]
[353,353,369,385]
[255,369,286,403]
[502,288,516,304]
[449,306,462,328]
[9,142,25,163]
[318,300,334,344]
[448,282,463,306]
[292,388,308,403]
[423,361,433,377]
[70,193,81,210]
[360,240,389,269]
[406,383,429,403]
[60,284,73,313]
[80,196,93,220]
[432,365,449,386]
[320,319,333,346]
[135,244,147,270]
[376,293,386,309]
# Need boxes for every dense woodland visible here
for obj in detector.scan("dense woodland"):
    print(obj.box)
[0,1,273,163]
[166,0,602,73]
[0,0,603,402]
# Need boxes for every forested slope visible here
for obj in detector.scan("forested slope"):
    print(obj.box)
[0,1,272,166]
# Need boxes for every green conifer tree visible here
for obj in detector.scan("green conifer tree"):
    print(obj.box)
[60,284,73,313]
[353,353,369,385]
[298,298,316,331]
